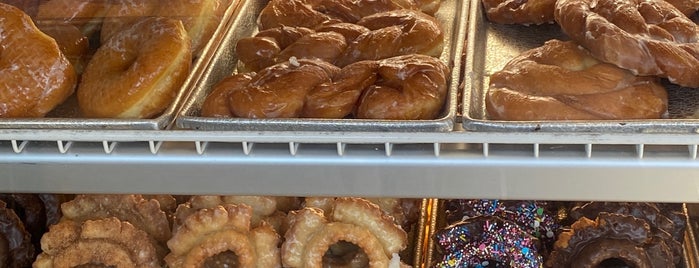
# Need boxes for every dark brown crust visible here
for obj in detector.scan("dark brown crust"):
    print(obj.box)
[0,200,34,268]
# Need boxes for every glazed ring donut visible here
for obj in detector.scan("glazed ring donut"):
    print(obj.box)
[33,218,161,268]
[481,0,556,25]
[35,22,90,75]
[0,3,77,118]
[435,216,543,267]
[257,0,438,30]
[486,39,668,120]
[77,17,192,118]
[282,197,408,268]
[165,204,281,268]
[555,0,699,87]
[547,213,675,267]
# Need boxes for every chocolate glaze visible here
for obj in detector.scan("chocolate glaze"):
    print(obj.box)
[0,200,34,268]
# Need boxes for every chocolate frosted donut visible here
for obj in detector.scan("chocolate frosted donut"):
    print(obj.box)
[0,200,34,268]
[435,216,543,268]
[547,213,675,268]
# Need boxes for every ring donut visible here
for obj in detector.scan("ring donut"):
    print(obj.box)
[165,204,281,268]
[77,17,192,118]
[34,218,161,268]
[486,40,668,120]
[282,197,408,268]
[546,213,675,267]
[0,3,77,118]
[555,0,699,87]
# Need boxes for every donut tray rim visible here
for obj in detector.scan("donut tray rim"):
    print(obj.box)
[424,200,699,268]
[0,1,243,130]
[459,0,699,134]
[175,0,468,132]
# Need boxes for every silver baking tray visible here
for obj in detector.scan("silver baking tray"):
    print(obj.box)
[0,1,241,130]
[425,201,698,267]
[176,0,467,132]
[461,0,699,133]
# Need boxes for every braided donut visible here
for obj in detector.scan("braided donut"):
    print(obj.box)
[0,200,34,268]
[0,3,77,118]
[34,217,161,268]
[258,0,440,30]
[77,17,192,118]
[434,215,543,268]
[555,0,699,87]
[481,0,557,25]
[282,197,408,268]
[486,39,668,120]
[547,213,675,267]
[165,204,281,267]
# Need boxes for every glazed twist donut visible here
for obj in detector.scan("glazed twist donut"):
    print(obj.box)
[546,213,675,267]
[486,40,668,120]
[664,0,699,16]
[238,8,443,71]
[202,54,448,120]
[282,197,408,268]
[77,17,192,118]
[0,3,77,118]
[555,0,699,87]
[481,0,557,25]
[165,204,281,267]
[34,217,161,268]
[258,0,441,30]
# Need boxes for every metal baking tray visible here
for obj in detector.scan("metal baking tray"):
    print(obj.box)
[461,0,699,133]
[0,1,241,130]
[176,0,468,132]
[425,200,698,267]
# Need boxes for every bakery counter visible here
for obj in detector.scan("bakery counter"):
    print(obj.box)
[3,128,699,202]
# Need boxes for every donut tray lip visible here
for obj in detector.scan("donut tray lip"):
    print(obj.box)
[425,201,699,268]
[460,0,699,134]
[0,1,242,130]
[175,0,468,132]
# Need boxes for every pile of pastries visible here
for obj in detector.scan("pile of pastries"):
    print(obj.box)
[0,194,421,267]
[0,0,231,119]
[482,0,699,121]
[200,0,452,120]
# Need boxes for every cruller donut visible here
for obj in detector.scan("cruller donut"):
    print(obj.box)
[486,40,668,120]
[77,17,192,118]
[0,3,77,118]
[555,0,699,87]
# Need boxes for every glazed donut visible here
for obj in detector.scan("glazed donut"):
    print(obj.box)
[434,215,543,268]
[35,0,109,36]
[60,194,171,258]
[99,0,160,44]
[77,17,192,118]
[257,0,438,30]
[0,0,40,17]
[481,0,556,25]
[546,213,675,267]
[486,39,668,120]
[165,204,281,267]
[663,0,699,16]
[304,197,420,232]
[282,197,408,268]
[34,217,161,268]
[0,200,34,268]
[555,0,699,87]
[173,195,278,230]
[334,9,444,67]
[0,3,77,118]
[36,22,90,74]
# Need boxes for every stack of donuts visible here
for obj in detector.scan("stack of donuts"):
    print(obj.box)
[0,194,419,267]
[0,0,232,119]
[200,0,452,120]
[482,0,699,120]
[433,200,689,267]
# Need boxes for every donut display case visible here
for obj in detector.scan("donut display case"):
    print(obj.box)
[3,0,699,267]
[0,0,240,129]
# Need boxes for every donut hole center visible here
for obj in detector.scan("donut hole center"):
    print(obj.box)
[598,258,635,268]
[203,250,239,268]
[323,241,369,267]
